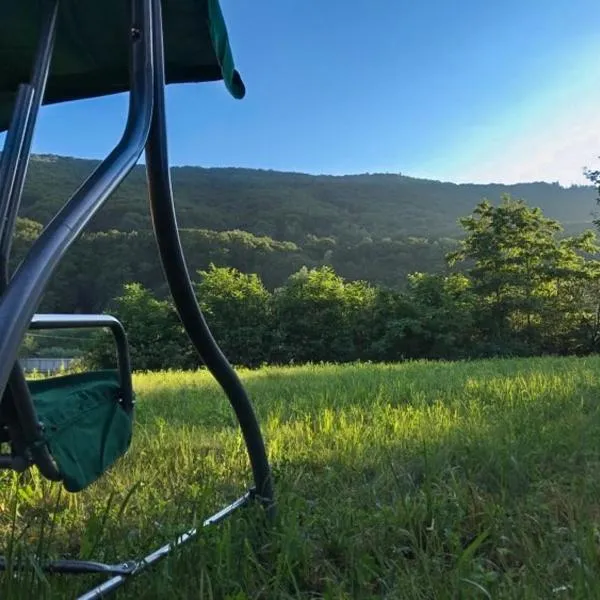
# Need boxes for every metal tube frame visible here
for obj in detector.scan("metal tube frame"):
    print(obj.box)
[0,0,154,400]
[0,490,253,591]
[144,0,274,512]
[29,314,134,411]
[0,0,62,481]
[0,0,59,276]
[0,85,35,252]
[0,0,274,595]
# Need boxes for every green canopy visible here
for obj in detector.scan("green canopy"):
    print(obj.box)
[0,0,245,133]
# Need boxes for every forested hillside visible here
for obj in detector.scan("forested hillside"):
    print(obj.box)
[22,154,596,240]
[11,154,599,316]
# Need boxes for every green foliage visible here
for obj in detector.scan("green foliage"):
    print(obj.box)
[448,196,600,356]
[271,266,376,363]
[26,222,455,312]
[194,264,272,367]
[22,155,596,241]
[83,212,600,369]
[19,175,596,368]
[18,334,39,358]
[405,272,476,358]
[9,217,43,278]
[10,155,598,317]
[85,283,196,371]
[364,273,476,361]
[584,161,600,210]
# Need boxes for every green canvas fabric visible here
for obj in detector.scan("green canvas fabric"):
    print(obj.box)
[0,0,245,133]
[28,370,133,493]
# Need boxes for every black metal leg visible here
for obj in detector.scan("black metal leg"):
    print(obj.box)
[0,85,34,251]
[0,0,59,276]
[143,0,274,512]
[0,0,62,480]
[0,0,155,405]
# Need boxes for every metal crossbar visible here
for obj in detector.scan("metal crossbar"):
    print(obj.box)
[0,490,253,599]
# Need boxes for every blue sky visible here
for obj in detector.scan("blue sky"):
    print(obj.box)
[5,0,600,184]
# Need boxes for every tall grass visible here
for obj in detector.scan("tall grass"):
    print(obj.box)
[2,356,600,598]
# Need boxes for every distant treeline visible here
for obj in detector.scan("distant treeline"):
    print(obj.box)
[12,217,457,314]
[81,197,600,370]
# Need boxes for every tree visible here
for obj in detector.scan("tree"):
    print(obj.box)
[405,272,477,358]
[366,274,476,361]
[448,196,600,355]
[271,266,376,364]
[194,264,272,367]
[543,232,600,353]
[9,217,43,273]
[84,283,195,371]
[584,162,600,207]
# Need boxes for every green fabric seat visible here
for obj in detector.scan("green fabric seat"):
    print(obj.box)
[28,370,133,493]
[0,0,244,133]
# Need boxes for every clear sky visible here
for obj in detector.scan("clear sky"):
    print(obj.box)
[5,0,600,185]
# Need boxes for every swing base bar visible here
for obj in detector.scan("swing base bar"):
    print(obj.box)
[76,490,253,600]
[0,489,252,598]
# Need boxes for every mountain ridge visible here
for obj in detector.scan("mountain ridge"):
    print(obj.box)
[28,152,595,186]
[21,154,598,243]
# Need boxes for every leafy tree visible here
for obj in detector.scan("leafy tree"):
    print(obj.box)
[365,288,420,361]
[404,272,477,358]
[271,266,376,363]
[18,334,39,358]
[448,196,600,355]
[23,155,596,244]
[9,217,43,272]
[85,283,195,371]
[194,264,272,367]
[11,154,596,319]
[366,274,476,361]
[541,232,600,353]
[584,162,600,207]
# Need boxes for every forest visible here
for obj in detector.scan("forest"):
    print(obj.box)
[75,196,600,370]
[14,154,600,367]
[13,154,599,310]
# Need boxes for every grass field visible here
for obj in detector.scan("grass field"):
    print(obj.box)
[2,356,600,598]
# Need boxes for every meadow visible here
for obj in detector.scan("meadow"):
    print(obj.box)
[1,356,600,598]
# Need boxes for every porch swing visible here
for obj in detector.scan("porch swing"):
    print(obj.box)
[0,0,274,597]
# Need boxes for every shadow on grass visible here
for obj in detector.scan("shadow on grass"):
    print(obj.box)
[106,390,600,600]
[4,358,600,598]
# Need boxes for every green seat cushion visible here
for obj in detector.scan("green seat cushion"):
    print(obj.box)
[0,0,244,132]
[28,370,133,493]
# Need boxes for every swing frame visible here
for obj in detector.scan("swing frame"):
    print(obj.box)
[0,0,274,597]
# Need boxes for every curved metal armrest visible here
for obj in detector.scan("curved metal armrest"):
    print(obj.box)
[29,314,134,412]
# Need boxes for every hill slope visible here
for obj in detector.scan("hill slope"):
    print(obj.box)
[21,155,598,241]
